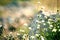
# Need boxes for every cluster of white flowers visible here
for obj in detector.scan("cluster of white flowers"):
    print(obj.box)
[30,36,35,39]
[37,24,40,29]
[20,29,25,32]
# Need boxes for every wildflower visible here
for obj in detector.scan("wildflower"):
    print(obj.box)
[52,28,57,32]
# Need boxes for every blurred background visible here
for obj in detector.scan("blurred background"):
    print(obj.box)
[0,0,59,40]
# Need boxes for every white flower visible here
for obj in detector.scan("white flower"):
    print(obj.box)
[23,23,28,26]
[50,25,53,27]
[52,28,57,32]
[4,35,6,37]
[43,23,46,25]
[44,28,47,31]
[20,29,25,32]
[44,16,47,18]
[48,19,52,21]
[37,15,41,17]
[42,20,45,22]
[37,26,40,29]
[30,36,35,39]
[59,29,60,31]
[29,27,32,30]
[47,21,50,24]
[41,36,44,40]
[0,25,2,27]
[39,15,42,17]
[23,35,25,39]
[23,34,27,38]
[36,20,39,22]
[36,20,41,23]
[35,34,39,37]
[49,27,52,29]
[10,32,12,34]
[37,24,40,27]
[57,26,59,28]
[17,33,20,35]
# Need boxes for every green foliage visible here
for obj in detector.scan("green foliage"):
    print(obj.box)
[0,0,12,6]
[45,19,60,40]
[0,0,31,6]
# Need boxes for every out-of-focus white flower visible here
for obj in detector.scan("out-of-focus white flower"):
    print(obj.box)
[39,15,42,17]
[41,36,44,40]
[59,29,60,31]
[17,33,20,35]
[23,35,25,39]
[0,25,2,27]
[23,34,27,38]
[23,23,28,26]
[35,34,39,37]
[50,25,53,27]
[37,14,41,17]
[48,19,52,21]
[36,20,41,23]
[44,16,47,18]
[49,27,52,29]
[30,36,35,39]
[52,28,57,32]
[10,32,12,34]
[42,20,45,22]
[37,24,40,27]
[20,29,25,32]
[4,35,6,37]
[57,26,59,28]
[44,28,47,31]
[47,21,50,24]
[36,20,39,22]
[29,27,32,30]
[43,23,46,25]
[37,26,40,29]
